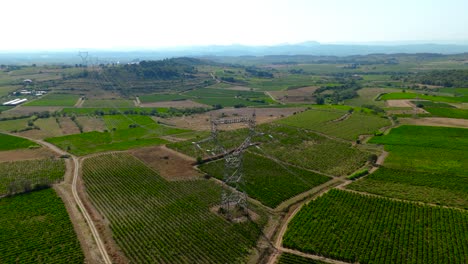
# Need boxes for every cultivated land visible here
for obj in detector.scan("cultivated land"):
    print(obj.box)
[0,55,467,263]
[82,153,267,263]
[0,189,84,263]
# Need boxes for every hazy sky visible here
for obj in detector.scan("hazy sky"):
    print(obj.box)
[2,0,467,50]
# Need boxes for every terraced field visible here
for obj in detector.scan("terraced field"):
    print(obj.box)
[82,153,266,263]
[199,152,331,208]
[283,189,468,264]
[0,158,65,196]
[0,189,84,263]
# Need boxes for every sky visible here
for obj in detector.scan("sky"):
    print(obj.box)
[2,0,468,51]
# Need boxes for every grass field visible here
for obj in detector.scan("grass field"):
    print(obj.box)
[425,107,468,119]
[277,109,390,140]
[24,93,80,106]
[0,118,31,132]
[0,158,65,195]
[0,189,84,263]
[283,189,468,264]
[83,153,266,263]
[348,167,468,209]
[0,133,38,150]
[82,99,135,108]
[379,92,468,103]
[199,152,331,208]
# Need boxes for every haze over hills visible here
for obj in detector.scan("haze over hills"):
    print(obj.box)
[1,41,468,65]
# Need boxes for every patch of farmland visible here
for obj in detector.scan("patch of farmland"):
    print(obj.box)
[438,87,468,96]
[0,147,57,162]
[103,115,159,130]
[138,93,190,103]
[184,88,271,107]
[379,92,468,103]
[348,167,468,209]
[82,153,266,263]
[0,158,65,196]
[0,133,38,150]
[398,117,468,128]
[278,109,391,140]
[58,117,81,135]
[140,100,210,108]
[170,123,369,176]
[75,116,106,132]
[199,152,331,208]
[24,93,80,107]
[0,189,84,263]
[277,253,327,264]
[18,117,63,139]
[283,189,468,264]
[0,118,31,132]
[82,99,135,108]
[61,107,169,116]
[425,107,468,119]
[345,87,400,107]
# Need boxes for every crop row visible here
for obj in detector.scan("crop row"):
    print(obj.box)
[283,189,468,264]
[277,253,326,264]
[82,153,265,263]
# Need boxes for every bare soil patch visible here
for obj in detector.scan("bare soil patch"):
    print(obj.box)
[157,107,306,131]
[386,99,414,107]
[140,100,210,108]
[223,86,254,91]
[1,106,63,118]
[399,117,468,128]
[269,86,318,104]
[0,147,58,162]
[76,116,106,132]
[128,145,202,181]
[58,117,81,135]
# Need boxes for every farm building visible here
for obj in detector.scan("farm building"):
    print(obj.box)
[2,98,28,106]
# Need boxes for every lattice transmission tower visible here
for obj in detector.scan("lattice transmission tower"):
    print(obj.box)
[78,51,88,66]
[195,112,256,219]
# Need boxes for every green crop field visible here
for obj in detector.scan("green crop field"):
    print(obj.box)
[199,152,331,208]
[82,99,135,108]
[24,93,80,106]
[0,118,31,132]
[425,107,468,119]
[345,87,400,107]
[438,88,468,96]
[184,88,272,106]
[103,115,160,130]
[0,158,65,196]
[0,133,38,150]
[170,123,369,176]
[61,107,169,116]
[349,167,468,209]
[411,101,455,108]
[82,153,266,263]
[379,92,468,103]
[277,109,390,140]
[139,93,190,103]
[278,253,326,264]
[0,189,84,263]
[283,189,468,264]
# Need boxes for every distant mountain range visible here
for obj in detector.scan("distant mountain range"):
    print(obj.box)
[1,42,468,65]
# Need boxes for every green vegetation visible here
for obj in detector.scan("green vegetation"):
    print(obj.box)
[411,100,455,108]
[24,93,80,106]
[349,167,468,209]
[199,152,331,208]
[379,92,468,103]
[283,189,468,264]
[0,133,38,150]
[83,153,266,263]
[0,158,65,196]
[62,107,168,115]
[0,118,31,132]
[347,168,369,180]
[277,109,390,140]
[184,88,272,107]
[438,87,468,96]
[103,115,160,130]
[278,253,326,264]
[139,93,189,103]
[425,107,468,119]
[0,189,84,263]
[82,99,135,107]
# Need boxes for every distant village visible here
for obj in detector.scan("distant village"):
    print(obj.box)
[2,79,47,106]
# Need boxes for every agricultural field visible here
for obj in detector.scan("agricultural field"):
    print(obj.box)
[61,107,169,116]
[0,188,84,263]
[345,87,400,107]
[170,123,370,176]
[379,92,468,103]
[199,152,331,208]
[24,93,80,106]
[283,189,468,264]
[75,116,106,132]
[82,153,266,263]
[438,87,468,96]
[277,253,326,264]
[139,93,189,103]
[0,158,65,196]
[82,98,135,108]
[348,167,468,209]
[103,114,160,130]
[0,118,31,132]
[425,107,468,119]
[0,133,38,150]
[277,109,390,140]
[184,88,273,106]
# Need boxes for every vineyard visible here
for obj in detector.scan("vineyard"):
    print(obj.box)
[199,152,331,208]
[278,109,390,140]
[0,189,84,263]
[283,189,468,264]
[0,158,65,195]
[0,133,38,150]
[24,93,80,106]
[277,253,326,264]
[82,153,266,263]
[425,107,468,119]
[348,167,468,209]
[170,123,370,176]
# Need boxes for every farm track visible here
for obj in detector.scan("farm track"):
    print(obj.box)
[4,133,112,264]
